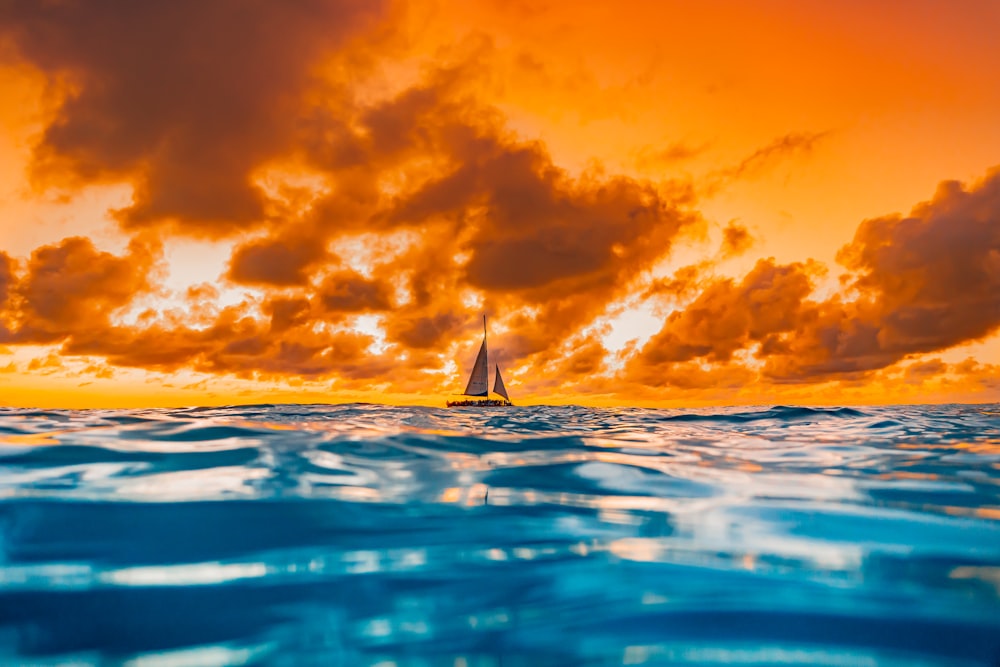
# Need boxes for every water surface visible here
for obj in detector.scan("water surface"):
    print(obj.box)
[1,403,999,665]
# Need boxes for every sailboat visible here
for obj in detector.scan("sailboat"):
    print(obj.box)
[446,316,513,407]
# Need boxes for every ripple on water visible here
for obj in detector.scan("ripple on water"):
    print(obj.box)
[0,403,998,665]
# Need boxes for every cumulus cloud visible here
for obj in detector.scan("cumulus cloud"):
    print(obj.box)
[764,170,1000,380]
[3,237,156,344]
[0,0,387,235]
[630,258,821,368]
[837,173,1000,357]
[631,169,1000,386]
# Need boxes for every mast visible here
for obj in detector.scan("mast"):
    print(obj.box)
[483,314,488,393]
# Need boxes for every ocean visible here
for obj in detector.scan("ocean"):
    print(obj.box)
[0,403,998,666]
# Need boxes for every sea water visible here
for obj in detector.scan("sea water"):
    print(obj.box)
[0,403,998,666]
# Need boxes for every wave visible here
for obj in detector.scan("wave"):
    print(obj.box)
[656,405,870,423]
[0,403,998,664]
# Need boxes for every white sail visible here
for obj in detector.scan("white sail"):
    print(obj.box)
[493,364,509,401]
[463,338,489,396]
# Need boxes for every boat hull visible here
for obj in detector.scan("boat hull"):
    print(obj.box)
[446,399,513,407]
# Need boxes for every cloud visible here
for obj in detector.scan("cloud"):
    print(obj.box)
[555,336,609,377]
[837,172,1000,357]
[720,221,754,257]
[27,352,64,374]
[950,358,1000,393]
[704,131,830,194]
[239,63,700,365]
[628,359,757,391]
[0,0,388,236]
[903,358,947,383]
[5,237,156,344]
[0,252,14,311]
[463,168,688,295]
[628,258,821,373]
[634,141,710,171]
[0,0,704,393]
[385,311,465,349]
[318,271,393,313]
[264,297,312,334]
[642,262,713,304]
[727,132,829,179]
[228,235,330,287]
[765,169,1000,380]
[0,53,705,391]
[60,305,387,380]
[631,168,1000,386]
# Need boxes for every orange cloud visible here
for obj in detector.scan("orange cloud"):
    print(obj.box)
[632,169,1000,387]
[3,237,155,344]
[836,171,1000,359]
[0,0,388,236]
[631,258,821,369]
[720,222,754,258]
[0,251,14,313]
[228,236,331,287]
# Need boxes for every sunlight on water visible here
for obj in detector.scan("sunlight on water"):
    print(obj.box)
[0,403,999,665]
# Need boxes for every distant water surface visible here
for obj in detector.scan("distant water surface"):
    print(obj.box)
[1,403,999,666]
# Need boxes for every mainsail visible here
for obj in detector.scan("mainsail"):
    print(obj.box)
[493,364,509,401]
[462,317,489,396]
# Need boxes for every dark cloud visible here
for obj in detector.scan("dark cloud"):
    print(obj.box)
[228,235,330,287]
[765,169,1000,380]
[318,270,393,313]
[630,258,820,372]
[557,337,608,377]
[263,67,700,366]
[632,168,1000,386]
[6,237,155,343]
[0,0,387,236]
[0,251,14,311]
[720,221,753,257]
[0,3,704,387]
[837,172,1000,357]
[264,297,312,334]
[386,311,465,349]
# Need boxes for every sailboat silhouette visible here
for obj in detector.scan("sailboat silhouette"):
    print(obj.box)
[446,315,513,407]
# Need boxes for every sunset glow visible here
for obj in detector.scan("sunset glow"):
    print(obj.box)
[1,0,998,407]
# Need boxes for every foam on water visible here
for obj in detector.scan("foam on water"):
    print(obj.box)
[0,403,999,666]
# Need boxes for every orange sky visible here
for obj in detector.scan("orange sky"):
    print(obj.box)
[1,0,998,408]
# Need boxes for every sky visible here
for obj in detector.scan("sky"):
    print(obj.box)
[0,0,998,408]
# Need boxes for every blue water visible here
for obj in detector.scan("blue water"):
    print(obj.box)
[1,403,999,666]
